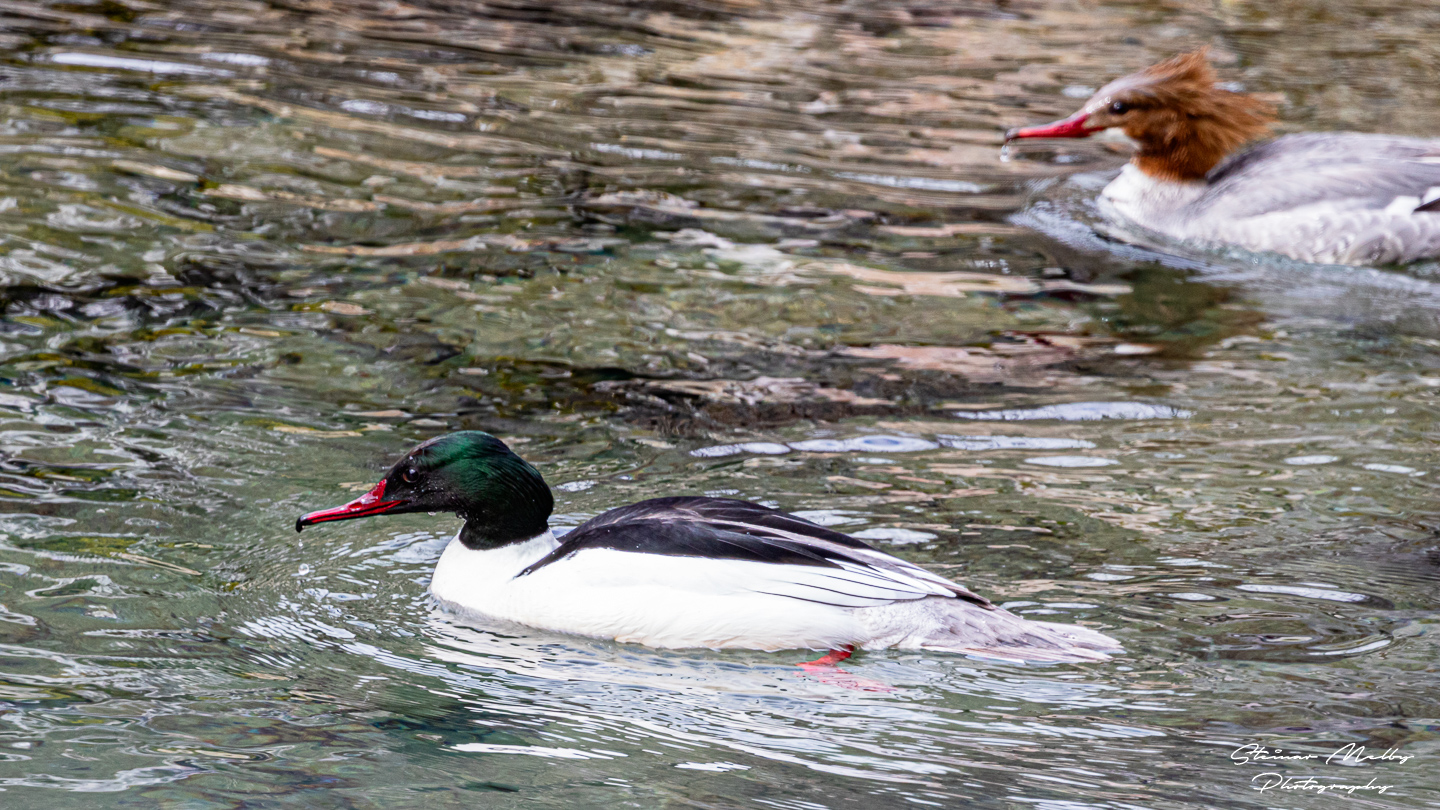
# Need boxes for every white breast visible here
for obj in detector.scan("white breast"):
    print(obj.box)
[1098,163,1207,238]
[428,530,560,610]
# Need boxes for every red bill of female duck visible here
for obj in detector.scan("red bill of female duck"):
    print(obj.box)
[1004,50,1440,266]
[297,431,1119,664]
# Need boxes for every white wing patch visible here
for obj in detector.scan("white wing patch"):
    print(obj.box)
[1385,196,1422,215]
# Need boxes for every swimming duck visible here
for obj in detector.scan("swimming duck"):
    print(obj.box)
[295,431,1119,663]
[1004,50,1440,266]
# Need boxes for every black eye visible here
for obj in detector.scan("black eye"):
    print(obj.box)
[402,466,418,484]
[1109,100,1130,115]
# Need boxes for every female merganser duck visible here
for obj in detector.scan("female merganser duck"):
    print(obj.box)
[1004,50,1440,266]
[295,432,1119,663]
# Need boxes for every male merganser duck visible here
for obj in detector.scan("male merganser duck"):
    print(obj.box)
[295,432,1119,663]
[1004,50,1440,266]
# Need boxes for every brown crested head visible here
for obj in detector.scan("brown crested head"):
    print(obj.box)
[1006,49,1276,181]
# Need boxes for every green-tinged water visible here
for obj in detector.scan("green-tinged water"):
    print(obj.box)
[0,0,1437,807]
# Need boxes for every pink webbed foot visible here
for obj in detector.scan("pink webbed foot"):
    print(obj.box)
[795,645,893,692]
[798,646,854,668]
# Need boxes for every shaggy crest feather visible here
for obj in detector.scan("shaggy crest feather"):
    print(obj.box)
[1110,49,1275,181]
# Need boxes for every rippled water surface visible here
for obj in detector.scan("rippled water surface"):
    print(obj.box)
[1,0,1439,807]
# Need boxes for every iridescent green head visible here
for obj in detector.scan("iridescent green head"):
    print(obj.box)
[296,431,553,549]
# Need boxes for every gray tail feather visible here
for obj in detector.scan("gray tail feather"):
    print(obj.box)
[920,610,1122,664]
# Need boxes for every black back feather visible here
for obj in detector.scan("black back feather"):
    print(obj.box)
[517,498,992,612]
